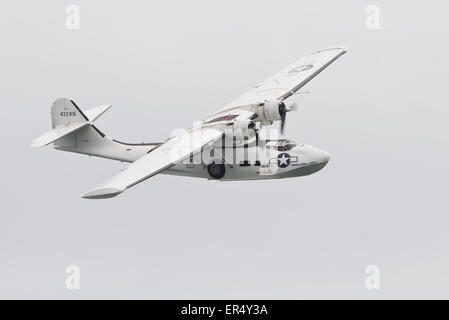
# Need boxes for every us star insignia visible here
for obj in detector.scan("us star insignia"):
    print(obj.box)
[269,153,298,168]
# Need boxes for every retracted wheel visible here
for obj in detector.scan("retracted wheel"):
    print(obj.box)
[207,162,225,179]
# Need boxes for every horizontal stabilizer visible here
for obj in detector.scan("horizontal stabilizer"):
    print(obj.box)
[31,122,89,147]
[84,104,112,122]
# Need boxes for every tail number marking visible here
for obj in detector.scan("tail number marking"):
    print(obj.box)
[60,111,77,117]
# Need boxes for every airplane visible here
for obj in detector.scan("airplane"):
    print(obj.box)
[32,46,347,199]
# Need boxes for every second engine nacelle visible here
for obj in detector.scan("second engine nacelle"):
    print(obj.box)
[225,119,256,142]
[233,119,255,132]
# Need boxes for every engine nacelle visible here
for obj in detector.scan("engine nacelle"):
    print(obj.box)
[256,101,286,123]
[233,119,255,131]
[225,119,256,142]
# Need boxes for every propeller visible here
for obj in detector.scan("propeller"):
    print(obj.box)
[279,101,298,135]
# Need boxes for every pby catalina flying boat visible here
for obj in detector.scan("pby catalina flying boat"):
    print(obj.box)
[32,46,347,199]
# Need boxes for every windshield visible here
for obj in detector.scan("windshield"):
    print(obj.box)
[265,139,297,151]
[284,143,296,150]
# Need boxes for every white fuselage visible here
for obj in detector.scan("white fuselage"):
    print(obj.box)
[54,125,330,181]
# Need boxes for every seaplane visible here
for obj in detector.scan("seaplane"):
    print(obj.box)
[32,46,347,199]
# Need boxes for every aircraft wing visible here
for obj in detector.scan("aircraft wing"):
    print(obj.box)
[81,125,224,199]
[217,46,347,112]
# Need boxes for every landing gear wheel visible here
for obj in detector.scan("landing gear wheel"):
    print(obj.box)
[207,162,225,179]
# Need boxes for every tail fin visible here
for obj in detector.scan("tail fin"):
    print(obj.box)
[31,98,111,147]
[51,98,88,128]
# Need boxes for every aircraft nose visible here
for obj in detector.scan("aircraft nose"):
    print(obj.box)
[317,150,330,164]
[299,145,330,164]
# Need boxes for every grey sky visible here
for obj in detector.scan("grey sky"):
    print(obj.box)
[0,0,448,298]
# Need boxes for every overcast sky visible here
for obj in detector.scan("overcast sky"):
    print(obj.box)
[0,0,448,299]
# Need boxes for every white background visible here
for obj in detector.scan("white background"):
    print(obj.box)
[0,0,448,298]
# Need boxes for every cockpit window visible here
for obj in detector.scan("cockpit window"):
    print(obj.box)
[266,139,297,150]
[284,143,296,150]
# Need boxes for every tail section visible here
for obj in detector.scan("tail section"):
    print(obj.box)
[32,98,160,162]
[32,98,111,147]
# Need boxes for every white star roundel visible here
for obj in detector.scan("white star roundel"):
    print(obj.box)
[277,153,291,168]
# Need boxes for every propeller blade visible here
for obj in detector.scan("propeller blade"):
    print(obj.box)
[280,112,286,135]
